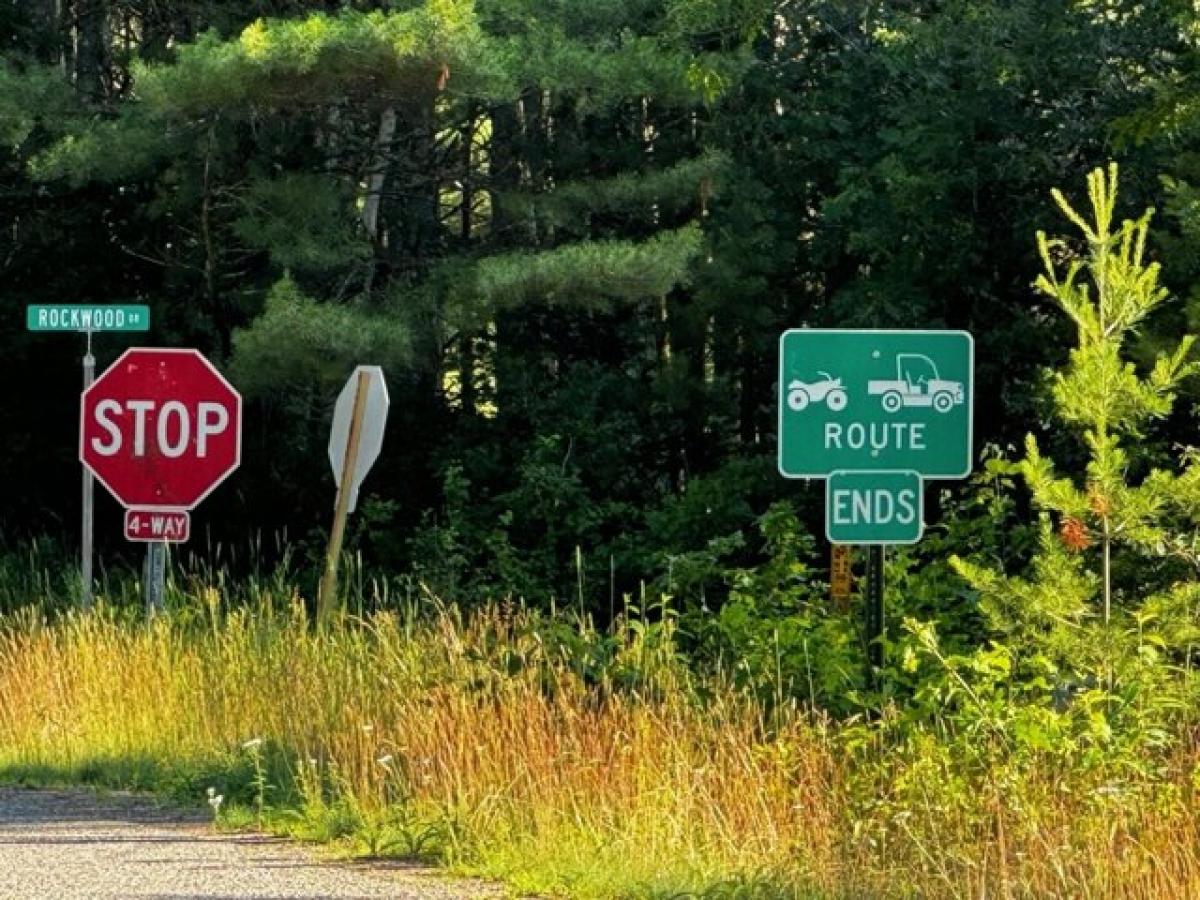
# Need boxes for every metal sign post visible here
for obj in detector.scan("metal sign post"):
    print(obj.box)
[126,511,188,616]
[866,546,885,681]
[144,541,167,617]
[81,329,95,608]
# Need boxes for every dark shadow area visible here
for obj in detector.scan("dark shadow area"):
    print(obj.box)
[0,787,207,828]
[0,752,269,811]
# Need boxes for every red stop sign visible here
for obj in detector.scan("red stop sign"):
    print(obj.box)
[80,348,242,510]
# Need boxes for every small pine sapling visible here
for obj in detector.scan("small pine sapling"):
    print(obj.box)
[954,164,1200,695]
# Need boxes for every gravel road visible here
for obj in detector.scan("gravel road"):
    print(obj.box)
[0,788,499,899]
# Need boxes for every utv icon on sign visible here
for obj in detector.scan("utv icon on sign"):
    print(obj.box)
[786,372,848,412]
[867,354,964,414]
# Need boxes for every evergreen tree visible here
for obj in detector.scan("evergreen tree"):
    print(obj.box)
[955,165,1200,687]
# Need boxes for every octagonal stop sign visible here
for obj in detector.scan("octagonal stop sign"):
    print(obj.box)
[81,348,242,510]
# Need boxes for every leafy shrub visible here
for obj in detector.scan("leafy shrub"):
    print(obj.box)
[690,501,862,712]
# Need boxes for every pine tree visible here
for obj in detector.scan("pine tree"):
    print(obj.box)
[955,165,1200,681]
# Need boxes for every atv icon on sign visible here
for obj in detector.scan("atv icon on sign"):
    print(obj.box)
[787,373,848,412]
[867,354,964,414]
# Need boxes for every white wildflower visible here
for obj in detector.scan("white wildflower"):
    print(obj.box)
[206,790,224,813]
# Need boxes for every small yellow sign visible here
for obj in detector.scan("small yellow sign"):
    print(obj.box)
[831,545,853,608]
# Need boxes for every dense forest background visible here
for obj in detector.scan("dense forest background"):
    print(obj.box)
[5,0,1200,614]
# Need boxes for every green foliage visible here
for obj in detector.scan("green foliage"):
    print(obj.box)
[446,225,703,328]
[663,0,774,44]
[26,116,181,186]
[493,31,733,109]
[134,6,483,118]
[232,175,368,273]
[929,166,1200,780]
[5,0,732,565]
[0,63,75,149]
[693,502,861,711]
[0,538,84,615]
[643,458,764,599]
[494,151,727,235]
[230,277,412,394]
[14,2,1200,889]
[1014,165,1199,602]
[11,0,1200,731]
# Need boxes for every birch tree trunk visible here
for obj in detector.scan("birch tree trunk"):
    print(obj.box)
[361,106,398,242]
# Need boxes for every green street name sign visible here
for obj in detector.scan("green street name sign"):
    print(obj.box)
[778,329,974,478]
[26,304,150,333]
[826,470,924,545]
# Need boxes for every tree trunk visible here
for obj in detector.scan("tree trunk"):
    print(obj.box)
[666,292,710,485]
[376,92,445,428]
[738,340,765,446]
[522,88,547,244]
[459,112,477,419]
[361,106,398,244]
[487,100,523,418]
[136,1,174,62]
[21,0,61,64]
[72,0,108,99]
[200,122,223,352]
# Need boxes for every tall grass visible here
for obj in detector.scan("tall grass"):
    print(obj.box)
[0,591,1198,898]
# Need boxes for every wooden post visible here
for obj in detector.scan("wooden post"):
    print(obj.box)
[830,544,852,612]
[318,370,371,625]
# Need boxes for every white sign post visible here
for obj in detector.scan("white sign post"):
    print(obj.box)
[319,366,389,623]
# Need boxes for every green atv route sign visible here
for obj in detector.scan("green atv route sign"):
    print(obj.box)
[778,329,973,479]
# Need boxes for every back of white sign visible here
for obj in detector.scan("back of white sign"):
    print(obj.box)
[328,366,389,513]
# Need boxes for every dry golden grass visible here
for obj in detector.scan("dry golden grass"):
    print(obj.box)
[0,598,1198,898]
